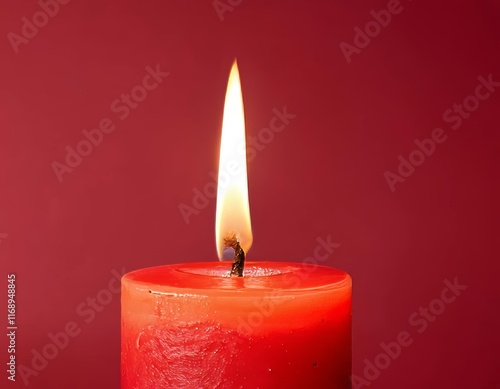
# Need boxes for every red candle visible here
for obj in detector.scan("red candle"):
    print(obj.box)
[121,60,352,388]
[121,262,351,388]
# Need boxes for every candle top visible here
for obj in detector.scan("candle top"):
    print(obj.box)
[123,261,351,297]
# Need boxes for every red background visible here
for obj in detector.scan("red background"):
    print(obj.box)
[1,0,499,388]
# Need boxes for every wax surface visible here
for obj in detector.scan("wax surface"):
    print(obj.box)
[121,262,351,388]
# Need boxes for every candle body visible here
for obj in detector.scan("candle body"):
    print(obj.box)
[121,262,351,388]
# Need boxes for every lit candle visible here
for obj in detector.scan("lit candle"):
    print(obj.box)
[121,61,352,388]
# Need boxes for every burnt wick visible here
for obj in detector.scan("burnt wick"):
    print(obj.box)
[224,232,245,277]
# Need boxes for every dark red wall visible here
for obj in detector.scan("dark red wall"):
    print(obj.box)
[0,0,499,388]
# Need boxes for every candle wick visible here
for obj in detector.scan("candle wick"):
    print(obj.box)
[224,232,245,277]
[230,241,245,277]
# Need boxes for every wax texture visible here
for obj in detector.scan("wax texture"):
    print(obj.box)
[121,262,351,388]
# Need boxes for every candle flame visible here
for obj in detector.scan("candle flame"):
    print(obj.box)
[215,60,253,260]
